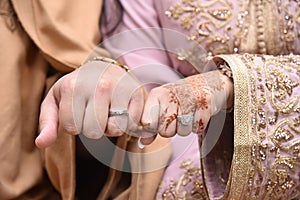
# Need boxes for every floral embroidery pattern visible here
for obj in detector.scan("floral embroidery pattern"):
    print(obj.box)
[165,0,234,56]
[242,54,300,199]
[166,0,300,60]
[156,159,208,200]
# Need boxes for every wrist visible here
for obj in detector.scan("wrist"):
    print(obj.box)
[217,64,234,113]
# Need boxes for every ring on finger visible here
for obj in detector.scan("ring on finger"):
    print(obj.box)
[177,114,194,126]
[109,109,128,116]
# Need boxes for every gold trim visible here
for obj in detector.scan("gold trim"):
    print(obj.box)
[217,54,252,199]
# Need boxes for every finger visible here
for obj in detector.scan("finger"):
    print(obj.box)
[94,77,113,137]
[127,88,145,137]
[72,61,113,138]
[169,83,195,136]
[82,99,108,139]
[193,108,210,134]
[57,77,82,136]
[107,72,140,135]
[73,61,110,135]
[36,89,59,148]
[141,89,160,133]
[192,88,212,134]
[106,114,128,136]
[176,107,195,136]
[140,130,157,145]
[157,90,178,138]
[141,89,160,143]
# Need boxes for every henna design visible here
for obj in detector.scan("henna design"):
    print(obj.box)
[156,108,168,132]
[185,75,209,110]
[163,83,196,114]
[193,89,209,110]
[161,72,225,132]
[169,90,179,104]
[193,119,205,133]
[198,119,205,131]
[158,108,177,131]
[165,113,177,130]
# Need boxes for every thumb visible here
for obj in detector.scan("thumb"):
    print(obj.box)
[35,88,59,148]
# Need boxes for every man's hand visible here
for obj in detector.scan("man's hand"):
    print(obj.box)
[36,61,145,148]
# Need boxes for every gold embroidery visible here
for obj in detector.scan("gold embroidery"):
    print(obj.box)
[156,159,208,200]
[216,54,300,199]
[165,0,234,56]
[233,1,250,54]
[166,0,300,63]
[277,0,300,54]
[243,54,300,199]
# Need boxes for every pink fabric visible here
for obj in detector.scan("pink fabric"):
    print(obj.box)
[101,0,300,198]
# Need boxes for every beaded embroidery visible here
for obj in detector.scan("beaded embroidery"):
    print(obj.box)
[241,54,300,199]
[156,159,209,200]
[165,0,300,58]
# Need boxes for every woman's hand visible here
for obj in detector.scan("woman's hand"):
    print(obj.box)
[140,70,234,145]
[35,60,145,148]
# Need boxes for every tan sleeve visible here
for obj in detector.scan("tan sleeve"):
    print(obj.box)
[11,0,109,72]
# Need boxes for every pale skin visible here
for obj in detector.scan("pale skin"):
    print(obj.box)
[36,61,233,148]
[36,61,145,148]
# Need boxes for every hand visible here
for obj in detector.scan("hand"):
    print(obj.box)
[140,70,233,145]
[35,60,145,148]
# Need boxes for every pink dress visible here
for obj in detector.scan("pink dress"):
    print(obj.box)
[102,0,300,199]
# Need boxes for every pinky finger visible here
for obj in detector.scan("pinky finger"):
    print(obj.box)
[140,130,157,145]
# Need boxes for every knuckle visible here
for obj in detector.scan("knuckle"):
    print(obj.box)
[97,78,114,93]
[69,76,77,91]
[56,76,76,95]
[150,87,164,96]
[61,123,78,135]
[131,88,144,100]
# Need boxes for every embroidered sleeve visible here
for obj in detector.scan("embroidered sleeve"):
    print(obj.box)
[217,54,300,199]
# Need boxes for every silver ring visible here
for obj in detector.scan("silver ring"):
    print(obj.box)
[109,109,128,116]
[177,114,194,125]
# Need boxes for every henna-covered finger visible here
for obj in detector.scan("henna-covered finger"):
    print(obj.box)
[156,87,179,137]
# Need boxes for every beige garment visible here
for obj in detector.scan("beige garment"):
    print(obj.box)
[0,0,170,199]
